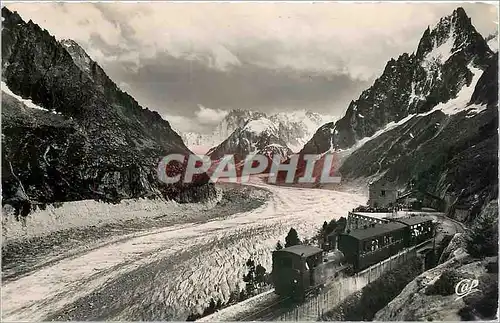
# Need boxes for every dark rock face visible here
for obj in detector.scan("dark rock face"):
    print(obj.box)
[302,7,494,154]
[298,7,498,222]
[1,7,216,210]
[470,53,499,106]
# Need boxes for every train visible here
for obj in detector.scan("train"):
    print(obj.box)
[271,216,434,300]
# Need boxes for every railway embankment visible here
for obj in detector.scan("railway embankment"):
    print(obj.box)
[373,200,498,321]
[320,256,424,321]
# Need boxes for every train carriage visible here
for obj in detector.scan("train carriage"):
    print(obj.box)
[395,216,434,246]
[271,215,435,300]
[338,222,407,272]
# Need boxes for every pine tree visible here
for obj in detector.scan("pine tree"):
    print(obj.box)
[243,258,257,296]
[255,264,266,286]
[285,228,301,247]
[275,241,283,250]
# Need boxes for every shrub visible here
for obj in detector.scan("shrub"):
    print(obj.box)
[425,269,464,296]
[465,201,498,258]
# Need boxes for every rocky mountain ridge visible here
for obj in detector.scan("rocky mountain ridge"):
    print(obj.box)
[302,7,494,154]
[338,52,498,222]
[1,7,216,215]
[295,7,498,221]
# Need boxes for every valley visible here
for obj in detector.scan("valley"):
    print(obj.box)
[1,3,498,322]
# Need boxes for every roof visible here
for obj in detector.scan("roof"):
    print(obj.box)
[351,212,393,220]
[396,189,443,202]
[394,216,433,226]
[276,245,323,258]
[344,222,407,240]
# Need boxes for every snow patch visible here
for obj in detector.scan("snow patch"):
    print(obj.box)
[465,104,488,117]
[487,34,498,52]
[424,64,485,117]
[421,27,455,71]
[409,81,426,105]
[2,82,51,112]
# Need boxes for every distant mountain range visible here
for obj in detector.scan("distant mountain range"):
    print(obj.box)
[181,109,334,155]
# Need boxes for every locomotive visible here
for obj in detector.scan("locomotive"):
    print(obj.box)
[271,216,434,299]
[271,245,349,300]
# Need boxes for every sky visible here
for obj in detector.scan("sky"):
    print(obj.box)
[4,1,498,133]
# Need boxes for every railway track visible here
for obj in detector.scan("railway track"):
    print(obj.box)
[235,294,293,321]
[235,287,329,321]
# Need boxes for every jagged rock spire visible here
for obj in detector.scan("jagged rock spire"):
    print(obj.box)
[302,7,493,154]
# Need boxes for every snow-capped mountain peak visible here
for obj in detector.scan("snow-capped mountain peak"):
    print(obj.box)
[181,108,334,154]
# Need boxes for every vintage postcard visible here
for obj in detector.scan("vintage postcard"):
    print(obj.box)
[1,1,498,322]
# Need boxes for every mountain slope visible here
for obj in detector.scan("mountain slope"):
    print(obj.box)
[181,110,266,153]
[270,110,332,152]
[339,52,498,221]
[1,7,216,213]
[302,7,494,154]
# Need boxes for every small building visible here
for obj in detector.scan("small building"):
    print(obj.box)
[368,181,398,208]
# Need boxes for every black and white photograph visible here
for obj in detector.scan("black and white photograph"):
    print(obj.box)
[1,1,499,321]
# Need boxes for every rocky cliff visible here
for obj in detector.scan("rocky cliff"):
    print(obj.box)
[302,7,494,154]
[338,52,497,221]
[1,7,216,216]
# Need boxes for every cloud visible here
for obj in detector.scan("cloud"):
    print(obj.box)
[194,105,229,125]
[162,114,193,133]
[7,2,497,80]
[5,2,498,124]
[164,105,230,133]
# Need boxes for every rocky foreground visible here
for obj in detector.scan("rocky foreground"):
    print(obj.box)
[374,200,498,321]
